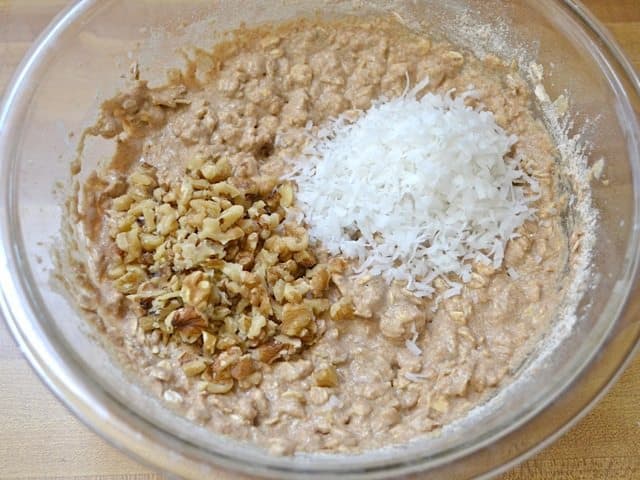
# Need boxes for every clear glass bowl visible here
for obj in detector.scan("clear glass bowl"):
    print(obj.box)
[1,0,639,478]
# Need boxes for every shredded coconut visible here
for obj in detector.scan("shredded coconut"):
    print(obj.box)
[290,81,539,296]
[404,323,422,356]
[404,372,430,382]
[404,339,422,357]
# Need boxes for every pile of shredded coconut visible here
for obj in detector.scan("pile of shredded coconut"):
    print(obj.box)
[290,81,539,296]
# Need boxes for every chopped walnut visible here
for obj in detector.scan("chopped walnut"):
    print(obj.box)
[280,303,314,336]
[315,366,338,388]
[182,359,207,377]
[107,160,345,393]
[330,296,355,320]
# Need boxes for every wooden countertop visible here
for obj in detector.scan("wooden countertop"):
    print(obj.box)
[1,1,638,478]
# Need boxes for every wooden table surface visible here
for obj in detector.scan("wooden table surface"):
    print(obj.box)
[1,1,639,478]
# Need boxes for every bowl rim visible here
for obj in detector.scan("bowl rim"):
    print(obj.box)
[1,0,640,478]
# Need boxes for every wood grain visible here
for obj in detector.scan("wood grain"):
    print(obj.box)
[0,0,638,478]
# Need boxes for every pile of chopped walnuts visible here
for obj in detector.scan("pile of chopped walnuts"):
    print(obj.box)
[103,155,352,393]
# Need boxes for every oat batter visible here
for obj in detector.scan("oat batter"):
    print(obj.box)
[71,17,572,454]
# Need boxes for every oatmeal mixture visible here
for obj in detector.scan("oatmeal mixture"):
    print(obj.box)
[71,17,574,454]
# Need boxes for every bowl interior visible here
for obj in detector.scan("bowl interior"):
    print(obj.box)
[2,0,640,478]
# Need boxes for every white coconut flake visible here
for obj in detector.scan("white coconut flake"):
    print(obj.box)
[289,81,538,296]
[405,322,422,356]
[405,338,422,357]
[442,281,463,299]
[404,372,431,383]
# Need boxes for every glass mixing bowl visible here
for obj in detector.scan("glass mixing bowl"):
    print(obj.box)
[1,0,639,478]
